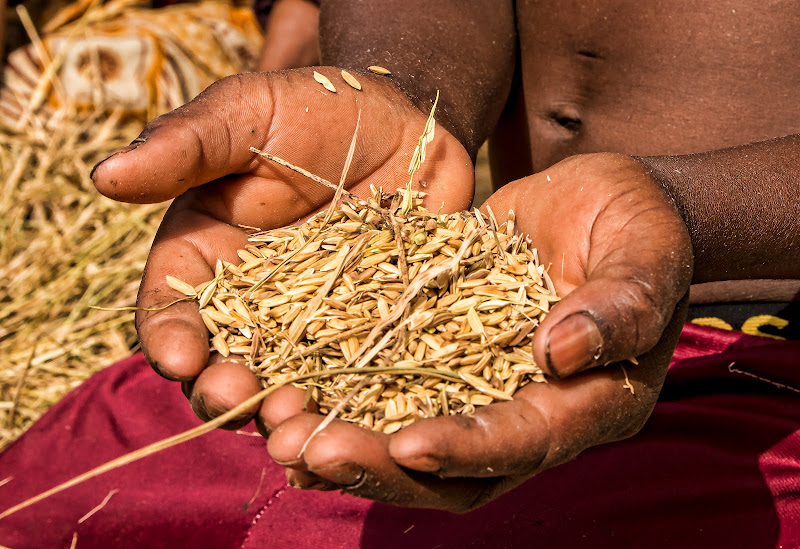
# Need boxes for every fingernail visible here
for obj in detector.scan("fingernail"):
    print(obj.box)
[545,312,603,378]
[297,480,334,491]
[401,454,441,473]
[286,471,335,491]
[89,137,146,180]
[313,463,364,486]
[181,379,195,400]
[194,393,242,420]
[200,394,224,416]
[253,415,271,439]
[190,394,212,421]
[273,457,302,467]
[147,357,182,382]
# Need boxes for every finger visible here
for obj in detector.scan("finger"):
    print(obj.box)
[136,200,249,380]
[387,397,548,478]
[90,70,378,206]
[285,469,338,492]
[91,69,475,214]
[188,362,263,429]
[390,332,677,480]
[257,384,318,436]
[91,73,277,204]
[267,414,494,511]
[533,274,680,378]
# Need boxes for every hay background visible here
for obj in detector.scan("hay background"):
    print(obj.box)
[0,3,494,451]
[0,109,161,450]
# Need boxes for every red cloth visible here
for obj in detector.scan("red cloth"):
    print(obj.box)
[1,323,799,548]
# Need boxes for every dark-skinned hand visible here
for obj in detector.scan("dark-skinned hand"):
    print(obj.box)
[91,68,474,425]
[261,153,694,511]
[93,69,693,511]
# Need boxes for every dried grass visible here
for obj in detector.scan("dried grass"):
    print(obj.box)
[0,1,167,450]
[0,0,264,451]
[0,106,160,450]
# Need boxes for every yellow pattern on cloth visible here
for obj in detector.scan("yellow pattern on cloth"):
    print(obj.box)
[0,0,263,129]
[690,317,734,332]
[691,315,789,340]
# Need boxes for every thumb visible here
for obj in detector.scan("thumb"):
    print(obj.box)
[91,73,277,203]
[532,274,689,378]
[92,73,273,203]
[482,156,693,379]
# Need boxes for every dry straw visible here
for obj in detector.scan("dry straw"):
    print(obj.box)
[0,0,265,450]
[0,105,158,450]
[0,0,164,450]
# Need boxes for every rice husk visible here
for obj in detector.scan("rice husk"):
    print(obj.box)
[184,184,558,434]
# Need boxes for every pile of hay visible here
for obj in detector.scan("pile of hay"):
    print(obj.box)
[0,106,157,450]
[0,0,263,450]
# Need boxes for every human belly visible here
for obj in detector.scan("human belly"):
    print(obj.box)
[512,0,800,172]
[493,1,800,306]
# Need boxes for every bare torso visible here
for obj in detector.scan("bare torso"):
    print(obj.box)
[492,0,799,177]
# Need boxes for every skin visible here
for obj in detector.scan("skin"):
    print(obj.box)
[91,0,800,511]
[0,0,6,66]
[256,0,320,72]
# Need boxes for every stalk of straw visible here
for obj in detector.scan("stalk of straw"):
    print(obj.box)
[0,365,462,520]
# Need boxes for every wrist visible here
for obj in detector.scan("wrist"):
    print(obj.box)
[634,137,800,282]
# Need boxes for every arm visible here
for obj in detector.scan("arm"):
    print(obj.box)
[320,0,517,160]
[638,134,800,282]
[0,0,6,65]
[256,0,320,72]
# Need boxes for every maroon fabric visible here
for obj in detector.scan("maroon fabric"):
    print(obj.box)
[1,323,799,548]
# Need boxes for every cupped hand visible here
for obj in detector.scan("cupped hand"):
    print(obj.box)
[91,68,474,426]
[262,152,694,511]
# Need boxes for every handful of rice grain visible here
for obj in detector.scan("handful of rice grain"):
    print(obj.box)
[171,186,558,434]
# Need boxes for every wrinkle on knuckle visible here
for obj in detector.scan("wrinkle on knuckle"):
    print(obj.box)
[134,290,166,330]
[241,77,278,172]
[510,400,551,476]
[135,289,190,331]
[609,275,669,353]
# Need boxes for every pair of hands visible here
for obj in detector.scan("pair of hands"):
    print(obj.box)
[92,69,693,512]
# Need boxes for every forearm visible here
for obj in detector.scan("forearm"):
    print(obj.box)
[0,0,6,66]
[638,134,800,283]
[318,0,516,159]
[257,0,320,72]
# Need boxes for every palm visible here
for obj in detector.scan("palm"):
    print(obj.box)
[92,68,474,383]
